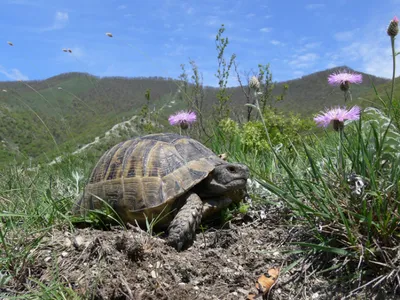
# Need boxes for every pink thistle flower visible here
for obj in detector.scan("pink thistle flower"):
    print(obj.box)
[314,106,361,131]
[328,71,363,94]
[168,111,197,130]
[328,71,362,86]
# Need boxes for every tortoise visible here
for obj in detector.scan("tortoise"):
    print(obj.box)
[73,133,249,251]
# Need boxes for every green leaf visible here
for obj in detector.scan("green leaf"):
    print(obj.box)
[293,242,350,256]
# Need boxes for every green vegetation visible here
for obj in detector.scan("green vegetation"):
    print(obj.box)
[0,52,389,167]
[1,21,400,299]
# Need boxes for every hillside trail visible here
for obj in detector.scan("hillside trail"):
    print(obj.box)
[48,115,139,166]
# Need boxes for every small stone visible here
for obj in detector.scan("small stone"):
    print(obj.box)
[73,236,85,248]
[61,251,68,257]
[237,288,249,295]
[64,238,72,247]
[156,261,161,269]
[312,292,319,299]
[44,257,51,262]
[193,286,199,291]
[150,270,157,278]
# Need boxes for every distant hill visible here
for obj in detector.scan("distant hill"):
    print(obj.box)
[0,66,391,165]
[225,66,390,113]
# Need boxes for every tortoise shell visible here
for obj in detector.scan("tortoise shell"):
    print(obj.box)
[74,133,225,224]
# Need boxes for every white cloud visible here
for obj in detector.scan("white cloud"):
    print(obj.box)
[53,11,68,29]
[229,35,250,43]
[246,13,256,18]
[0,66,29,81]
[326,62,337,69]
[293,70,305,77]
[117,5,127,10]
[339,42,393,78]
[271,40,283,46]
[260,27,272,33]
[205,16,219,26]
[334,29,359,42]
[41,11,69,31]
[165,44,190,56]
[305,3,325,10]
[304,42,321,49]
[173,23,184,33]
[186,7,194,14]
[288,53,319,69]
[296,41,321,53]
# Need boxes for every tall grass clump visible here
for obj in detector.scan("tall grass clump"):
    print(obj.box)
[255,16,400,292]
[0,154,97,297]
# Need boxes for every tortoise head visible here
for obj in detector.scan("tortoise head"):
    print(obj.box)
[197,160,249,196]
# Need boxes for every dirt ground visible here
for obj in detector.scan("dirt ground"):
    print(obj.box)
[2,201,399,300]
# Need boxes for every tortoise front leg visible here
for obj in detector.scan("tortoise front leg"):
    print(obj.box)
[201,197,232,219]
[167,193,203,251]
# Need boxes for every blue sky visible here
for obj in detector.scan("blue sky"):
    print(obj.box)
[1,0,399,86]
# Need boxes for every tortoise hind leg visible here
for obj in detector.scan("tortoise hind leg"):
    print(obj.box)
[167,193,203,251]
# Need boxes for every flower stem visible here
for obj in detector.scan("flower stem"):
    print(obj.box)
[390,36,396,112]
[344,90,352,102]
[338,127,345,181]
[254,93,278,170]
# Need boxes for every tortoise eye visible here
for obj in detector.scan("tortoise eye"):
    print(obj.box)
[227,166,236,173]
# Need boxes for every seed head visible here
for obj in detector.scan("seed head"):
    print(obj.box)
[249,76,260,90]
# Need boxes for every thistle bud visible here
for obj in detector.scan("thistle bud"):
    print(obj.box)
[387,16,399,37]
[249,76,260,90]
